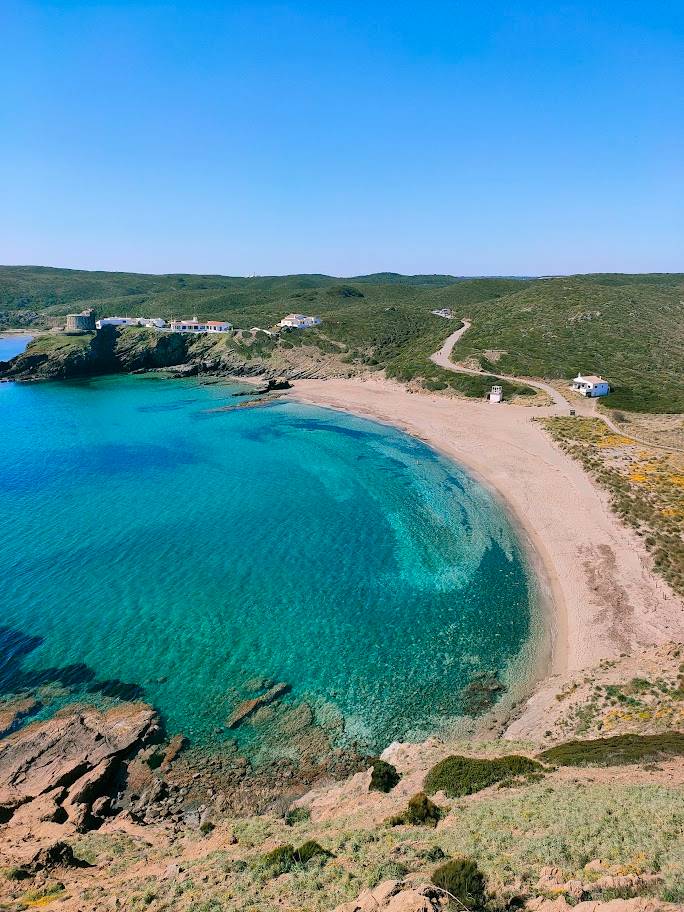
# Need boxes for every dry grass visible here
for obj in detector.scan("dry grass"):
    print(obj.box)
[45,777,683,911]
[541,417,684,596]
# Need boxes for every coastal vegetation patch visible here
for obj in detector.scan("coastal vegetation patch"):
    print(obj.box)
[8,774,683,909]
[538,731,684,767]
[388,792,444,827]
[423,754,544,798]
[432,856,487,910]
[541,417,684,595]
[369,759,401,793]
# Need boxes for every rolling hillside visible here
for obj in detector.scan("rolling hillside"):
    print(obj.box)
[1,267,682,412]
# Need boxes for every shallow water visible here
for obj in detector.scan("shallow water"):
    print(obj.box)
[0,374,536,754]
[0,334,33,362]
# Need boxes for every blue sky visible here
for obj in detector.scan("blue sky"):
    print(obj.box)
[2,1,682,275]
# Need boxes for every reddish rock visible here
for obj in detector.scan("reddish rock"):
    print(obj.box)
[226,683,290,728]
[0,703,159,830]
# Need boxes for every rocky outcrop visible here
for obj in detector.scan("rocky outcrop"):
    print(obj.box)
[527,900,677,912]
[0,703,159,830]
[226,682,291,729]
[26,841,93,872]
[0,326,189,380]
[0,695,41,737]
[1,325,356,383]
[333,880,447,912]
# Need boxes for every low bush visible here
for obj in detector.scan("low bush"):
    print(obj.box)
[432,856,486,909]
[539,732,684,767]
[3,866,31,881]
[294,840,332,864]
[389,792,443,827]
[20,883,67,904]
[146,751,164,770]
[369,759,401,793]
[261,844,296,874]
[284,806,310,826]
[424,754,543,797]
[260,841,332,875]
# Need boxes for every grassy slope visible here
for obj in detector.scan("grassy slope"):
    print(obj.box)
[446,274,684,412]
[1,267,682,412]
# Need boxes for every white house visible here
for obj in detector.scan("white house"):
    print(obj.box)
[96,316,167,330]
[169,319,232,334]
[206,321,232,333]
[278,314,322,329]
[488,384,503,403]
[95,316,139,329]
[571,374,610,397]
[431,308,454,319]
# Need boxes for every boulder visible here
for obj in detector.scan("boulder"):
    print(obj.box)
[27,841,92,872]
[333,881,446,912]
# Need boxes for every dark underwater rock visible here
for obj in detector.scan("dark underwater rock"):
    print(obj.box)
[226,682,291,729]
[0,695,42,738]
[460,671,506,715]
[87,678,145,701]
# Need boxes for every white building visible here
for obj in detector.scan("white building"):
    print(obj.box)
[571,374,610,397]
[206,321,232,333]
[168,319,232,334]
[138,317,166,329]
[431,308,454,319]
[95,316,139,329]
[278,314,322,329]
[489,384,503,403]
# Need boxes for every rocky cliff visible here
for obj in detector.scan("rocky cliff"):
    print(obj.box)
[0,325,357,382]
[0,326,189,380]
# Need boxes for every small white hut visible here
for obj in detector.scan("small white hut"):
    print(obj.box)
[571,374,610,397]
[489,384,503,403]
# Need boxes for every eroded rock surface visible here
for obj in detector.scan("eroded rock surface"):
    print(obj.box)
[333,880,447,912]
[0,703,159,830]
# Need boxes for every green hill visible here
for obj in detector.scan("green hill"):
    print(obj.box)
[1,267,681,412]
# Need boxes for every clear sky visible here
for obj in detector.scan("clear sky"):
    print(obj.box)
[2,1,682,276]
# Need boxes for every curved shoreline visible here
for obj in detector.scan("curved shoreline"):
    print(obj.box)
[287,376,684,708]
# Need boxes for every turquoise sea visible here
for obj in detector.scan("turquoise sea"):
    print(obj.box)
[0,334,33,362]
[0,369,538,755]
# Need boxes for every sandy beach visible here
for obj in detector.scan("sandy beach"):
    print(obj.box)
[289,376,684,726]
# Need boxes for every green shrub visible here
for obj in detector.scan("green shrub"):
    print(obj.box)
[261,844,296,874]
[294,841,332,864]
[260,841,331,875]
[419,845,447,862]
[369,759,401,793]
[199,820,215,835]
[432,856,486,909]
[539,732,684,767]
[389,792,443,827]
[3,866,30,881]
[424,754,543,797]
[284,806,310,826]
